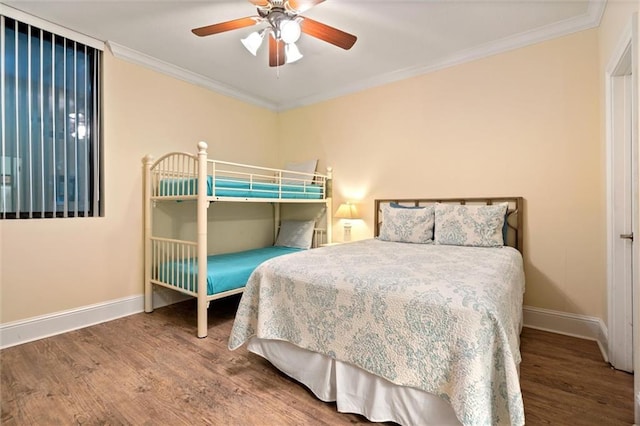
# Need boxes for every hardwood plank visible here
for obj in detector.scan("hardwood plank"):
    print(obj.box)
[519,327,634,425]
[1,297,634,425]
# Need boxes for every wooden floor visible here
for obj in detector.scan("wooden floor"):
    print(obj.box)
[1,296,634,425]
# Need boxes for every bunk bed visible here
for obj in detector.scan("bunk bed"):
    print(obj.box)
[229,197,525,425]
[143,141,332,338]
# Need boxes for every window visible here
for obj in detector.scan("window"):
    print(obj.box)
[1,14,102,218]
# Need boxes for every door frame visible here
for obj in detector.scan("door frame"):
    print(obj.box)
[605,13,638,420]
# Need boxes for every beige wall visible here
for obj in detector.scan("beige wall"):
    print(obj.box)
[2,5,638,327]
[0,51,278,323]
[599,1,638,62]
[279,29,604,318]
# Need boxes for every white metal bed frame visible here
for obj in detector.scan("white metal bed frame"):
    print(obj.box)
[143,141,333,337]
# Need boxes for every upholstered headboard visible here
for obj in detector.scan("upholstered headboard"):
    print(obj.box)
[374,197,524,254]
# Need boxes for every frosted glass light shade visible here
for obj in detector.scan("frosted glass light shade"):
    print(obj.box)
[280,19,301,44]
[285,43,303,64]
[241,31,264,56]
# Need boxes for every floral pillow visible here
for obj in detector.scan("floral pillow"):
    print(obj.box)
[378,204,435,244]
[434,202,508,247]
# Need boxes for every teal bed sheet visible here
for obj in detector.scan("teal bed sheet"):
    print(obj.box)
[158,246,302,295]
[159,176,323,199]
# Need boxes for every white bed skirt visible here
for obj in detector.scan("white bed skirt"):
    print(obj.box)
[247,337,462,426]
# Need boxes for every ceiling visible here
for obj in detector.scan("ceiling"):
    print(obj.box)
[1,1,605,111]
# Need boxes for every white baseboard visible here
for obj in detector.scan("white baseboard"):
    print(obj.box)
[523,305,609,362]
[0,288,191,350]
[1,297,609,358]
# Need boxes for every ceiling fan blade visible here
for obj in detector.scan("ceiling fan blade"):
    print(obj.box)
[248,0,271,7]
[286,0,325,13]
[300,18,357,50]
[192,17,258,37]
[269,36,285,67]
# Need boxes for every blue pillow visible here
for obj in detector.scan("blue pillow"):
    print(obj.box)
[390,202,424,209]
[502,211,509,244]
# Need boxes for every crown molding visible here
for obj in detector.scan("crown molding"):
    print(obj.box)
[106,41,278,111]
[0,3,104,50]
[106,1,605,112]
[277,0,607,111]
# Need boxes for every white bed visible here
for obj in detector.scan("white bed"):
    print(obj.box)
[228,197,525,425]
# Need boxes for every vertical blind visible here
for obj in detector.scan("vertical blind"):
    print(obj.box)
[0,15,102,218]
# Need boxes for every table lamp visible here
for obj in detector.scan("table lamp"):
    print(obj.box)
[335,202,360,241]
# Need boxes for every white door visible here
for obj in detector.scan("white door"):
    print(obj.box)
[609,70,634,372]
[607,27,636,377]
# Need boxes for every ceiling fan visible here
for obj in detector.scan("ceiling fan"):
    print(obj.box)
[191,0,357,67]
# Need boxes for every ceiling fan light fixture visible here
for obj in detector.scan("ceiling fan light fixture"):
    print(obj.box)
[280,19,301,44]
[285,42,303,63]
[192,0,356,67]
[241,29,265,56]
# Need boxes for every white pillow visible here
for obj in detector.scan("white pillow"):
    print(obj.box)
[281,159,318,185]
[434,202,508,247]
[378,204,435,244]
[275,220,316,249]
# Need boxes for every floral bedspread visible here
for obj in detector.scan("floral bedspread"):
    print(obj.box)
[228,239,525,425]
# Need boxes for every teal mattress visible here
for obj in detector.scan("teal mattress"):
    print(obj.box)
[159,176,323,199]
[158,246,302,295]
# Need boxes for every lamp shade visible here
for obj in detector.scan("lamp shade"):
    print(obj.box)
[335,203,359,219]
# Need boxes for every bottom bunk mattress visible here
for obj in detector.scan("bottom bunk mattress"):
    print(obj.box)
[158,246,302,295]
[228,239,525,425]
